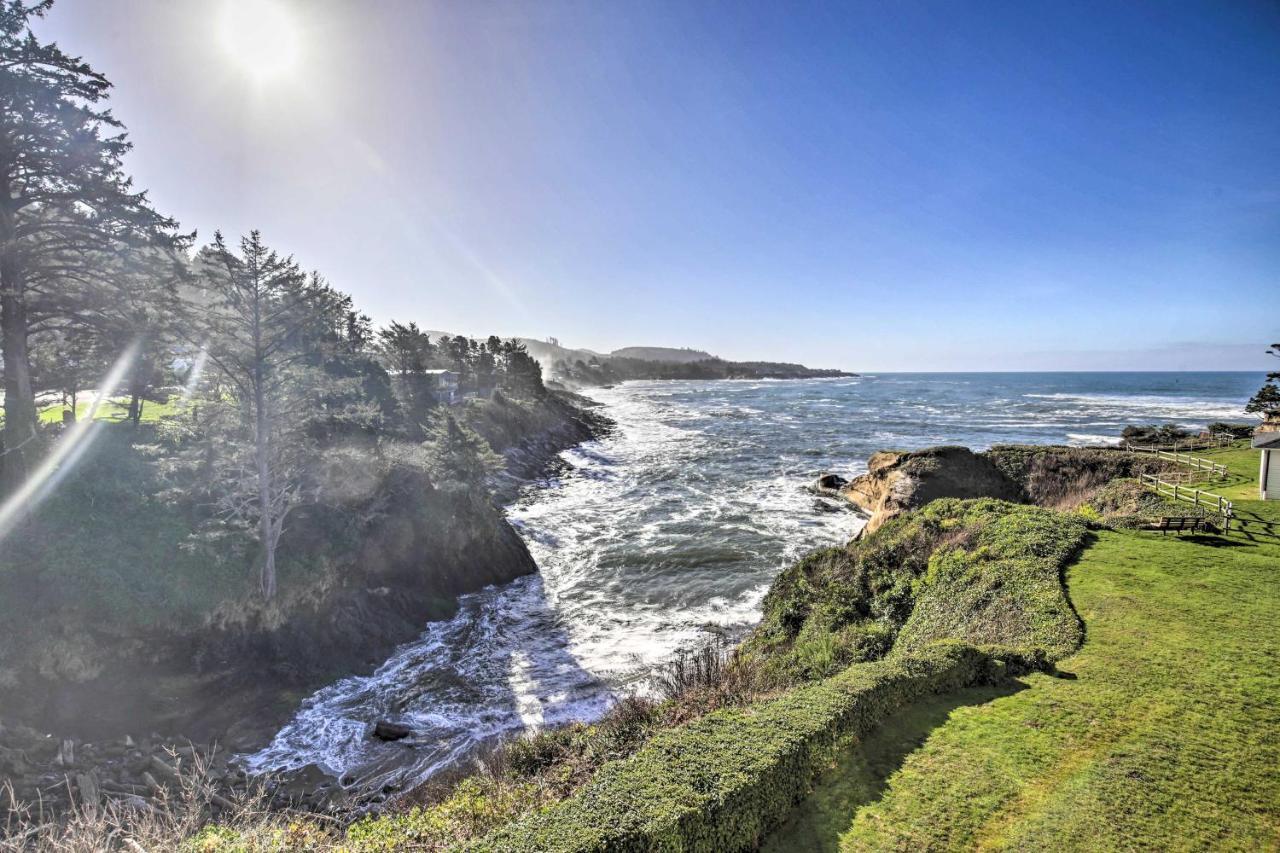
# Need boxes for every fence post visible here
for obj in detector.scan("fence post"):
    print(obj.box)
[1174,483,1179,502]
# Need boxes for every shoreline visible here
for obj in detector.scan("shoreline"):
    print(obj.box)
[2,376,1257,830]
[0,392,614,821]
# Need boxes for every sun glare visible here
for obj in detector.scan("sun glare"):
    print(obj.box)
[218,1,300,81]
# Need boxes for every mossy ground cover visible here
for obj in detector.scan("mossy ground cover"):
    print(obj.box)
[766,449,1280,851]
[742,499,1087,684]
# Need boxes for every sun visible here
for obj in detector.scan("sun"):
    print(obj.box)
[217,1,301,81]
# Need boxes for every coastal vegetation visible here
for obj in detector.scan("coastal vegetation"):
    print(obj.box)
[767,440,1280,851]
[0,0,605,814]
[134,446,1125,851]
[739,499,1087,684]
[1245,342,1280,423]
[103,438,1266,853]
[1,1,1274,849]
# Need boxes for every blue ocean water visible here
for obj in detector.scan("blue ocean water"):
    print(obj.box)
[246,372,1263,791]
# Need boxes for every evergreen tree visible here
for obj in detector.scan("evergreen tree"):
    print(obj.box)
[422,410,503,486]
[29,324,106,420]
[0,1,185,490]
[186,231,357,600]
[375,320,436,430]
[1246,343,1280,424]
[499,339,545,397]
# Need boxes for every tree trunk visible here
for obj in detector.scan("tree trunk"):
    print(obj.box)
[126,354,147,425]
[0,252,38,496]
[254,379,277,600]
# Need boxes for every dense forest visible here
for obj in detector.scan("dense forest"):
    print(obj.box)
[0,2,612,767]
[0,1,558,598]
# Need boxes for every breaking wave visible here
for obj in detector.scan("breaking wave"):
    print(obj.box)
[245,371,1261,792]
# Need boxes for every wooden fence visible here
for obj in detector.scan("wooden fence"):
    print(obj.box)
[1137,472,1234,531]
[1147,449,1228,479]
[1123,436,1232,455]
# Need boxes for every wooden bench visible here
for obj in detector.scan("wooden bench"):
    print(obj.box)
[1154,516,1206,535]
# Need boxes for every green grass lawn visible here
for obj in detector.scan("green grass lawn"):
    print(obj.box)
[766,451,1280,851]
[1182,441,1267,502]
[34,394,185,425]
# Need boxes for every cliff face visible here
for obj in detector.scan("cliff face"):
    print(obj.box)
[0,467,538,744]
[843,446,1023,534]
[0,392,608,747]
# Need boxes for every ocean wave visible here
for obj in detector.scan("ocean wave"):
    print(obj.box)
[1066,433,1123,446]
[246,372,1256,792]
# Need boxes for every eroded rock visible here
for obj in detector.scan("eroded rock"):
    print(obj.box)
[372,720,412,741]
[842,446,1022,534]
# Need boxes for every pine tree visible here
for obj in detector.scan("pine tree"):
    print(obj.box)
[1247,343,1280,425]
[0,1,185,490]
[375,320,437,430]
[422,410,503,487]
[188,231,341,600]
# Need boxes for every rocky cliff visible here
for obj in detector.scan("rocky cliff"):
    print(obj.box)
[0,392,609,783]
[842,446,1023,534]
[842,444,1176,534]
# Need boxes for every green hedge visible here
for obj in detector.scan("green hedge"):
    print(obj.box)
[894,503,1088,660]
[467,642,1014,852]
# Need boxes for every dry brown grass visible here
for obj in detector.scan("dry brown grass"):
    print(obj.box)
[0,751,338,853]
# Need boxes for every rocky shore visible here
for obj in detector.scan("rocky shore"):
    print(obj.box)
[0,392,613,824]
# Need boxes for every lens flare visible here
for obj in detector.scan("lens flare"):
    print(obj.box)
[178,346,210,405]
[0,342,140,541]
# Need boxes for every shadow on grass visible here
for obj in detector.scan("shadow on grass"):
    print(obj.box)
[1180,534,1255,548]
[1227,514,1279,545]
[1061,531,1096,651]
[761,681,1027,853]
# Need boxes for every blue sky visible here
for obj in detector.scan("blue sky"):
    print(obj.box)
[38,0,1280,370]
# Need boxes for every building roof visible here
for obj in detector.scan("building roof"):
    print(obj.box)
[1253,431,1280,449]
[421,369,458,377]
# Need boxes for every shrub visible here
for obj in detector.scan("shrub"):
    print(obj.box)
[741,498,1089,685]
[1084,480,1194,529]
[982,445,1170,509]
[1206,422,1255,440]
[469,642,1021,852]
[1120,423,1192,445]
[657,639,728,701]
[347,776,544,851]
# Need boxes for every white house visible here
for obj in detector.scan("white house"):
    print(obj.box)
[1255,431,1280,500]
[422,369,460,405]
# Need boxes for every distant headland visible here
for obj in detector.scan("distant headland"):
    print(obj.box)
[424,331,855,387]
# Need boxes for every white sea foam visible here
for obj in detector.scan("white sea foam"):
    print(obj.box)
[244,382,860,791]
[1066,433,1123,446]
[245,373,1258,792]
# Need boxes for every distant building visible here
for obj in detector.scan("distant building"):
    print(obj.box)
[1254,428,1280,500]
[423,369,460,405]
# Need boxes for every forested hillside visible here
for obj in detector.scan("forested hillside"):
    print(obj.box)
[0,0,604,771]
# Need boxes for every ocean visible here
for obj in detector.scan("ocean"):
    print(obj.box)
[243,371,1263,792]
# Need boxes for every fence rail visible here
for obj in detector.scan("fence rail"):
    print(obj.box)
[1123,436,1232,454]
[1147,449,1228,479]
[1137,472,1234,531]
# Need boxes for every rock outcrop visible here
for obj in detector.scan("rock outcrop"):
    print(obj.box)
[0,392,610,762]
[843,446,1023,534]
